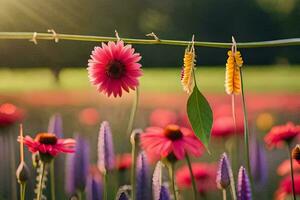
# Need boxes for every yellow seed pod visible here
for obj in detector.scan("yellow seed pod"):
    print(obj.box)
[225,50,243,95]
[181,46,196,94]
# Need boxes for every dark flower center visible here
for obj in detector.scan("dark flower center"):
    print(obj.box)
[164,125,183,141]
[106,60,125,79]
[35,133,58,145]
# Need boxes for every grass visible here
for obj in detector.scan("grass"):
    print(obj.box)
[0,66,300,93]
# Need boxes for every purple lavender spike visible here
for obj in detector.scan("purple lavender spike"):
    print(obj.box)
[48,113,63,138]
[152,161,162,200]
[216,153,232,189]
[118,192,129,200]
[159,185,171,200]
[250,138,267,186]
[136,152,151,200]
[97,121,115,173]
[65,134,90,195]
[237,166,252,200]
[86,174,103,200]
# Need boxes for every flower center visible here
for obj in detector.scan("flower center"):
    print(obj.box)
[35,133,58,145]
[106,60,125,79]
[164,125,183,141]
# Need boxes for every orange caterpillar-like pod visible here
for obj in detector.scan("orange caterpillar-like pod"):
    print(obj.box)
[225,49,243,95]
[181,37,196,94]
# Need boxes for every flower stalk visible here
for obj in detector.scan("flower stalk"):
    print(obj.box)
[185,154,197,200]
[239,68,253,185]
[50,161,56,200]
[127,88,140,136]
[0,32,300,48]
[168,163,178,200]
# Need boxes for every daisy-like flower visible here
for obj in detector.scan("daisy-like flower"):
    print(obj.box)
[88,41,142,97]
[176,162,217,193]
[225,49,243,95]
[181,40,196,94]
[140,124,204,162]
[275,174,300,200]
[264,122,300,148]
[20,133,76,162]
[277,159,300,176]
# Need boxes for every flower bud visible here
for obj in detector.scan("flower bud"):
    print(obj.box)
[16,162,30,184]
[292,145,300,164]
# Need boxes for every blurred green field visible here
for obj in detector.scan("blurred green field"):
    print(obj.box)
[0,66,300,93]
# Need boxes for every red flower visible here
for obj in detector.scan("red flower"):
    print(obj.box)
[88,41,142,97]
[275,173,300,200]
[115,153,132,171]
[78,107,100,126]
[0,103,24,127]
[176,163,217,193]
[277,159,300,176]
[20,133,76,157]
[264,122,300,148]
[140,124,204,161]
[149,109,178,128]
[211,116,244,138]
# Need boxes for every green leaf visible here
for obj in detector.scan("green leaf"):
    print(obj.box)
[187,85,213,152]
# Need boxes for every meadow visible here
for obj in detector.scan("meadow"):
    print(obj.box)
[0,66,300,200]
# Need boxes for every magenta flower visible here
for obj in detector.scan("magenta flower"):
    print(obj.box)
[20,133,75,157]
[88,41,143,97]
[141,124,204,162]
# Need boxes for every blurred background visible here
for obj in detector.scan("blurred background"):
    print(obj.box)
[0,0,300,199]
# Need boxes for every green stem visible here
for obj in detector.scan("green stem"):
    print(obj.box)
[37,162,46,200]
[130,136,139,200]
[185,154,197,200]
[222,189,227,200]
[20,183,26,200]
[168,163,178,200]
[0,32,299,48]
[77,191,82,200]
[50,161,56,200]
[103,171,108,200]
[239,68,253,185]
[287,143,296,200]
[127,87,140,136]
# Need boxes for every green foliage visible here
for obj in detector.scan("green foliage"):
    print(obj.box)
[187,85,213,151]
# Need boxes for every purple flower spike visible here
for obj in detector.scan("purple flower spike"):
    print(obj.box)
[86,173,103,200]
[118,192,129,200]
[48,113,63,138]
[152,161,163,200]
[159,185,171,200]
[250,138,267,186]
[216,153,232,189]
[65,134,90,195]
[136,152,151,200]
[97,121,115,173]
[237,166,252,200]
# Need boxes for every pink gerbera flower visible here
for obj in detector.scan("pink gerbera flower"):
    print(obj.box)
[140,124,204,161]
[87,41,142,97]
[264,122,300,148]
[20,133,76,160]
